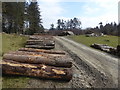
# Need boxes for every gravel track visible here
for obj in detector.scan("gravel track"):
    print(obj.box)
[55,36,118,88]
[25,36,118,88]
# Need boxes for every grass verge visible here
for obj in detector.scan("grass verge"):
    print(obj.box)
[68,35,118,48]
[1,33,30,88]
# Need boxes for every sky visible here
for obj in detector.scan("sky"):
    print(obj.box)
[38,0,119,29]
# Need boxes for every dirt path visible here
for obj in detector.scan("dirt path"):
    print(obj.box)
[55,36,118,88]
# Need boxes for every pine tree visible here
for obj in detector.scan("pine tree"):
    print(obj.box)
[2,1,43,35]
[27,2,43,35]
[2,2,25,34]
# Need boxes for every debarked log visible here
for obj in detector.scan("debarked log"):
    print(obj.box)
[1,60,72,81]
[18,48,66,55]
[3,54,72,68]
[25,45,55,49]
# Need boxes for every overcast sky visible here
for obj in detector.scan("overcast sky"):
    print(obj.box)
[38,0,118,29]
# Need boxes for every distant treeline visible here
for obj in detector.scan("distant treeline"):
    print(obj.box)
[2,1,44,35]
[86,22,119,36]
[50,17,81,30]
[49,20,119,36]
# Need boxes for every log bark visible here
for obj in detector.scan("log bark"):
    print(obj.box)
[91,43,114,51]
[27,40,54,43]
[25,45,55,49]
[29,37,54,41]
[18,48,66,55]
[3,53,72,68]
[1,60,72,81]
[26,42,55,46]
[7,51,66,57]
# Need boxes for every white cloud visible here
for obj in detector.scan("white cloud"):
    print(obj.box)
[38,0,118,29]
[118,2,120,23]
[38,0,65,29]
[80,0,118,28]
[83,5,100,15]
[81,13,118,29]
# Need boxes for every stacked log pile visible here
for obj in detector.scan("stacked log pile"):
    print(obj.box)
[1,35,73,81]
[25,35,55,49]
[3,51,72,68]
[90,43,119,56]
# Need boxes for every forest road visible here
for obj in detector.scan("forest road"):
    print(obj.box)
[55,36,118,87]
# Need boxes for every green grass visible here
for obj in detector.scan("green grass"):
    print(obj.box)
[2,76,30,88]
[2,34,28,55]
[1,33,30,88]
[68,35,119,48]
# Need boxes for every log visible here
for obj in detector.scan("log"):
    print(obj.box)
[29,36,54,40]
[1,60,72,81]
[18,48,66,55]
[27,40,55,43]
[26,41,55,46]
[3,53,72,68]
[91,43,113,51]
[26,40,55,44]
[25,45,55,49]
[90,43,102,50]
[7,51,66,57]
[27,40,43,42]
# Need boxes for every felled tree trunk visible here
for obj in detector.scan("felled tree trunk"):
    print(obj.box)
[29,36,53,40]
[25,45,55,49]
[1,60,72,81]
[6,51,65,57]
[3,53,72,68]
[26,41,55,46]
[27,40,43,42]
[27,40,54,43]
[18,48,66,55]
